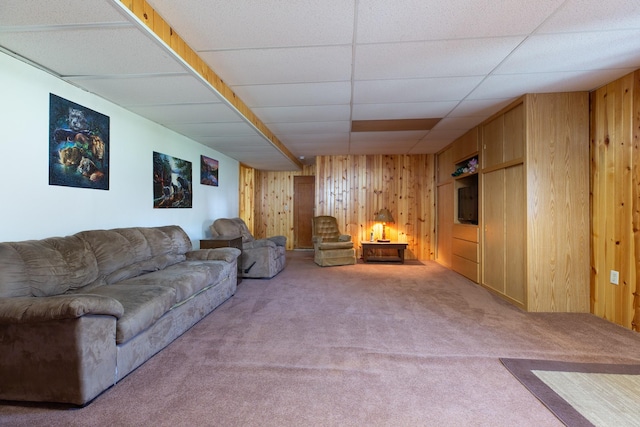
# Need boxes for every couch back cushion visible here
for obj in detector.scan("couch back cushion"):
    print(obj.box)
[212,218,254,243]
[0,236,99,298]
[76,226,192,285]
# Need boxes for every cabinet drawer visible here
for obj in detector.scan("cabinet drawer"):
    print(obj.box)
[452,238,478,262]
[452,255,479,282]
[452,224,478,242]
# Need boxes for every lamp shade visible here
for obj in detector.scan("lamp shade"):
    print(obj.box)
[373,208,394,223]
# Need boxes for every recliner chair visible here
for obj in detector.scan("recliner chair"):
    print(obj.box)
[312,216,356,267]
[210,217,286,278]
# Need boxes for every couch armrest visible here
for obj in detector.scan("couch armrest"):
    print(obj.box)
[338,235,352,242]
[0,294,124,324]
[186,247,240,263]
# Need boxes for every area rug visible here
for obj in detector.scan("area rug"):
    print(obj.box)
[500,358,640,427]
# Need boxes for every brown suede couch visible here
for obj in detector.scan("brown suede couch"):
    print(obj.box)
[0,225,239,406]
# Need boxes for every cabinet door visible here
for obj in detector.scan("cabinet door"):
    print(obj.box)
[436,183,454,268]
[503,104,524,163]
[437,146,454,184]
[504,164,525,304]
[482,170,505,293]
[482,115,504,169]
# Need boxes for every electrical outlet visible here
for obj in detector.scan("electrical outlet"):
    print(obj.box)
[610,270,620,285]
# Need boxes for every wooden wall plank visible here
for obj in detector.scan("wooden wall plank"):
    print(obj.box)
[591,71,639,329]
[241,155,435,259]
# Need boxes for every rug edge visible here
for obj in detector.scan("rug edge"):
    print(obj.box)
[499,358,594,427]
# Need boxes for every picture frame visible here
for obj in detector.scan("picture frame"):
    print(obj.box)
[49,94,109,190]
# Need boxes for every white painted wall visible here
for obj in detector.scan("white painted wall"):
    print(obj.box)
[0,51,239,245]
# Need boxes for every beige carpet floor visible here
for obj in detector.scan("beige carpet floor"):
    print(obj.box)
[2,251,640,427]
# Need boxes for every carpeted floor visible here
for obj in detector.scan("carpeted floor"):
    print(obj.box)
[2,251,640,427]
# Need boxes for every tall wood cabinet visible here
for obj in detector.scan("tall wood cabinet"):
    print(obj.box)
[437,92,590,313]
[481,93,590,312]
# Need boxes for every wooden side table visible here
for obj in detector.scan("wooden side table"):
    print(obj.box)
[361,242,408,264]
[200,235,243,284]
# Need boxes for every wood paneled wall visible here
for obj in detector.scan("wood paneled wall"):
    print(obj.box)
[240,164,315,250]
[315,155,435,260]
[590,70,640,331]
[240,155,436,260]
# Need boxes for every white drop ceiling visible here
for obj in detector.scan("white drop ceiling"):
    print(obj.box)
[1,0,639,170]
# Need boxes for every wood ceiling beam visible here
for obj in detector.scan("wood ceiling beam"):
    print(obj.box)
[117,0,303,170]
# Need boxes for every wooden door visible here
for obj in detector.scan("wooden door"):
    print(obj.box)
[482,115,504,169]
[504,164,525,305]
[482,169,505,293]
[294,176,315,249]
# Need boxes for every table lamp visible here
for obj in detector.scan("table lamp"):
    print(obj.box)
[373,208,394,242]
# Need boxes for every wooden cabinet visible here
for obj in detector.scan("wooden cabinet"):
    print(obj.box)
[480,93,589,312]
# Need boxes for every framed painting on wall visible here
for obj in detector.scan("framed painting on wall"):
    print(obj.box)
[49,93,109,190]
[200,155,219,186]
[153,151,192,208]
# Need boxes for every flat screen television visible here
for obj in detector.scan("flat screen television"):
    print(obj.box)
[458,185,478,225]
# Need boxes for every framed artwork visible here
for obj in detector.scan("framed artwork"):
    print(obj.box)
[49,93,109,190]
[153,151,192,208]
[200,155,219,186]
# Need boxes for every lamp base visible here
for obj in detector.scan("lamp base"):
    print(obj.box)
[377,239,390,243]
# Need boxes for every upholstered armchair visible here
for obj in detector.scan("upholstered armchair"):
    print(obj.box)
[312,216,356,267]
[210,217,286,279]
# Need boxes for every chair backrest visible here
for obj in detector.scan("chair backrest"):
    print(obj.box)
[211,217,255,242]
[312,216,342,242]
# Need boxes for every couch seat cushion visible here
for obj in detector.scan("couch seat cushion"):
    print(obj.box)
[89,284,176,344]
[117,261,226,303]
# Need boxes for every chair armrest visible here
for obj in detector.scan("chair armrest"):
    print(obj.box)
[187,248,240,263]
[244,239,276,249]
[267,235,287,247]
[338,235,352,242]
[0,294,124,324]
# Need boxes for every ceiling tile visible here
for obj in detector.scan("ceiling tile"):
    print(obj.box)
[354,77,484,104]
[352,101,459,120]
[434,117,487,131]
[147,0,356,50]
[65,74,222,106]
[350,130,428,143]
[496,30,640,74]
[253,105,351,123]
[0,0,128,26]
[230,82,352,107]
[355,37,524,80]
[467,69,639,100]
[448,99,514,117]
[0,27,184,76]
[169,122,260,138]
[199,45,353,86]
[408,139,451,154]
[127,103,244,125]
[356,0,565,43]
[267,121,351,135]
[537,0,640,33]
